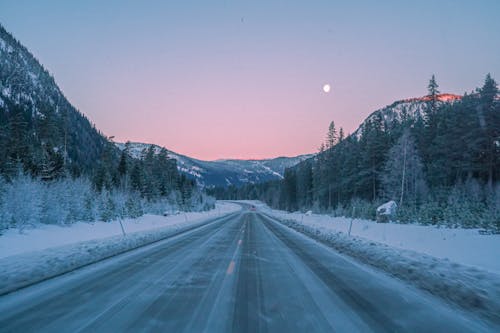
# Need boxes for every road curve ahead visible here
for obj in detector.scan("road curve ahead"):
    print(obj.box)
[0,209,496,332]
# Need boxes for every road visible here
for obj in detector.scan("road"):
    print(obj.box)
[0,208,495,332]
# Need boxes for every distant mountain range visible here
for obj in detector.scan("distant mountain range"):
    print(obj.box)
[115,142,314,187]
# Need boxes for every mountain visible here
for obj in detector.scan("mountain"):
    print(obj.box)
[0,24,112,176]
[353,93,462,138]
[115,142,313,187]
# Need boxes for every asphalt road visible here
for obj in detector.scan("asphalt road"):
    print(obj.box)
[0,208,495,332]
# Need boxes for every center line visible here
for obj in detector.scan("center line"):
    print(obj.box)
[226,260,235,275]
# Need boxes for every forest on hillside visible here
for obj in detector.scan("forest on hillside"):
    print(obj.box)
[210,75,500,231]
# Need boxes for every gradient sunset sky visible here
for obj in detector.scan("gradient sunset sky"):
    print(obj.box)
[1,1,499,160]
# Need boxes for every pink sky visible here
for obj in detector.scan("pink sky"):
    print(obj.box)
[1,1,498,160]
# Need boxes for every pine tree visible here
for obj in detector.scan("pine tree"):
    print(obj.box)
[118,150,127,177]
[325,121,338,209]
[117,150,128,191]
[481,73,498,107]
[40,144,65,182]
[428,74,439,96]
[338,127,345,143]
[326,121,337,149]
[479,74,499,187]
[130,162,142,193]
[359,115,390,201]
[7,106,30,173]
[296,161,313,209]
[312,142,327,209]
[381,130,427,208]
[283,168,298,211]
[426,75,440,121]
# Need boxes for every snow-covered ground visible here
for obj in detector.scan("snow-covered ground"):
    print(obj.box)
[0,202,240,259]
[246,201,500,274]
[0,202,241,295]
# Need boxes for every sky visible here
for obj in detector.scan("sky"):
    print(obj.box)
[0,1,499,160]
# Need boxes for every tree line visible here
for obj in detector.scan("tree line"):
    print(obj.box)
[0,140,213,231]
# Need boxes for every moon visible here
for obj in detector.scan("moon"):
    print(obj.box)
[322,84,331,93]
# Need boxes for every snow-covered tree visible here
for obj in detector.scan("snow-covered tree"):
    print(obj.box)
[1,174,42,230]
[381,130,427,208]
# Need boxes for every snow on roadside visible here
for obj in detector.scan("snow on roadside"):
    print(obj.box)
[246,201,500,324]
[0,202,241,295]
[0,202,240,259]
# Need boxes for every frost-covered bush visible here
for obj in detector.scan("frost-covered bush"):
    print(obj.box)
[0,174,216,231]
[486,184,500,232]
[442,184,485,228]
[201,195,216,211]
[38,178,95,225]
[406,182,498,230]
[1,175,42,231]
[350,198,378,220]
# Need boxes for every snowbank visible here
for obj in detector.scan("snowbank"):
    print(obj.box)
[0,202,241,295]
[245,201,500,324]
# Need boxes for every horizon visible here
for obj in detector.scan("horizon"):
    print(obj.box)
[0,1,499,160]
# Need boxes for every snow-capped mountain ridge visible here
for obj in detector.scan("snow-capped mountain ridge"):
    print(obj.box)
[353,93,462,138]
[400,93,462,103]
[116,142,314,187]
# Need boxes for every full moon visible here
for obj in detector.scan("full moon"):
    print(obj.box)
[322,84,331,93]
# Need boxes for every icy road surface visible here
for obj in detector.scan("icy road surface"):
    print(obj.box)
[0,209,496,332]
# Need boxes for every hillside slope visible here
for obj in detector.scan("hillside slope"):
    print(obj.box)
[353,93,462,138]
[0,24,112,176]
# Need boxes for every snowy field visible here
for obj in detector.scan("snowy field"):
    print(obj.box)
[244,201,500,274]
[0,202,240,259]
[0,202,241,295]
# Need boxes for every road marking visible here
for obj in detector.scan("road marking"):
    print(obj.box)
[225,219,246,276]
[226,260,235,275]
